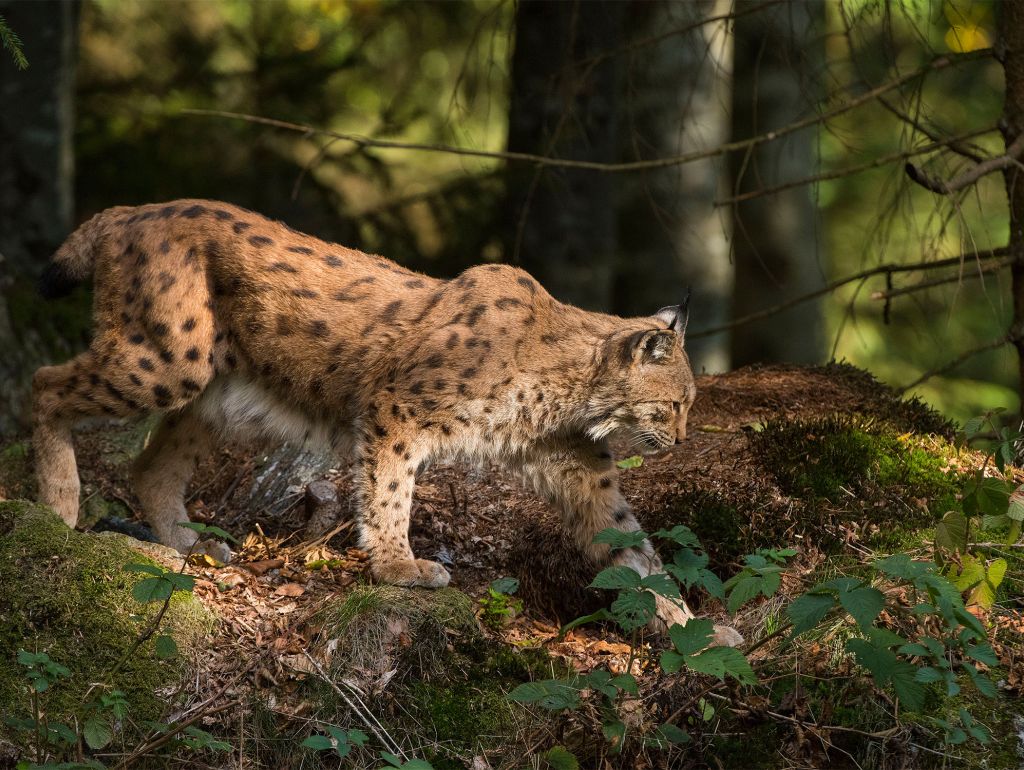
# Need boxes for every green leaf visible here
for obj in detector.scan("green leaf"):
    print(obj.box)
[610,589,656,631]
[302,735,334,751]
[593,528,648,551]
[602,719,626,749]
[725,574,762,612]
[787,592,835,636]
[963,662,997,698]
[590,566,642,590]
[132,577,173,603]
[889,661,925,712]
[616,455,644,470]
[839,587,886,631]
[935,511,969,553]
[1007,486,1024,521]
[669,618,714,656]
[543,746,579,770]
[874,554,930,581]
[660,649,686,674]
[963,415,987,439]
[962,477,1013,518]
[490,577,520,595]
[640,572,680,598]
[380,752,404,768]
[155,634,178,660]
[609,673,639,695]
[652,525,701,548]
[915,666,944,683]
[557,609,612,639]
[645,722,690,748]
[177,521,238,543]
[965,642,999,667]
[685,647,757,685]
[508,680,580,711]
[83,717,113,749]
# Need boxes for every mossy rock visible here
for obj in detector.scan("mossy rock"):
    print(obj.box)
[297,585,549,769]
[0,501,214,752]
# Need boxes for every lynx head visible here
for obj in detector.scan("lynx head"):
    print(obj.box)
[587,294,695,452]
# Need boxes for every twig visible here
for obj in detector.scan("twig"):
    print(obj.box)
[906,132,1024,194]
[715,126,996,207]
[704,692,902,740]
[301,650,406,760]
[900,335,1011,391]
[688,247,1010,339]
[877,96,985,163]
[870,256,1018,301]
[182,50,990,176]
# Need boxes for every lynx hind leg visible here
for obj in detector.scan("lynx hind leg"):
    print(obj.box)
[522,439,743,647]
[355,427,449,589]
[132,406,228,561]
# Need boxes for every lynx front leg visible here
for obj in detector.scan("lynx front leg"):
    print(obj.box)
[355,433,449,589]
[521,438,742,647]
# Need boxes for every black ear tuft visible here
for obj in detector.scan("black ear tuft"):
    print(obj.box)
[654,288,690,338]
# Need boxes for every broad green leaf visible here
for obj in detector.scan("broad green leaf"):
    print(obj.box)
[935,511,968,553]
[490,577,520,595]
[963,662,998,698]
[889,661,925,711]
[155,634,178,660]
[132,577,172,603]
[602,719,626,750]
[83,717,113,749]
[839,587,886,630]
[653,525,701,548]
[668,618,714,656]
[177,521,239,543]
[640,572,680,598]
[616,455,644,470]
[654,723,690,745]
[380,752,403,768]
[966,642,999,667]
[725,574,762,613]
[962,477,1013,518]
[610,589,656,631]
[787,592,835,636]
[590,566,642,590]
[508,680,580,711]
[1007,486,1024,521]
[914,666,944,683]
[557,609,612,639]
[874,554,930,581]
[660,649,686,674]
[685,647,757,685]
[593,528,648,551]
[543,746,579,770]
[962,416,987,439]
[609,673,639,695]
[301,734,334,751]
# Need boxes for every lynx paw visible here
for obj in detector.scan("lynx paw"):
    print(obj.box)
[373,558,451,588]
[195,539,232,565]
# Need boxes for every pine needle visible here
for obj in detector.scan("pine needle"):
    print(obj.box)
[0,14,28,70]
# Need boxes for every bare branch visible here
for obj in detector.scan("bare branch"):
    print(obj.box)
[906,132,1024,194]
[688,247,1009,340]
[870,256,1017,301]
[182,49,991,175]
[715,126,996,207]
[877,96,986,163]
[901,335,1011,391]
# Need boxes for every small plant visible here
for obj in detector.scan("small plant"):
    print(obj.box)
[478,577,523,629]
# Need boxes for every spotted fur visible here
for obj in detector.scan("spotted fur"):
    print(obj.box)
[32,199,738,643]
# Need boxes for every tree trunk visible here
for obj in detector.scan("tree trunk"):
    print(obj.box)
[1000,1,1024,404]
[729,0,825,366]
[503,0,624,311]
[0,0,80,436]
[613,0,734,374]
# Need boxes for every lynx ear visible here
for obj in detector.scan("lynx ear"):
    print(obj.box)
[653,288,690,341]
[628,329,677,364]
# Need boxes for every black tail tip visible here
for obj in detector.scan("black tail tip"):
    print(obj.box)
[38,262,80,300]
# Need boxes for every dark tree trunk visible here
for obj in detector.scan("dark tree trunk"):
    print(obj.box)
[0,0,80,436]
[503,0,624,311]
[613,0,733,373]
[1002,0,1024,401]
[729,0,825,366]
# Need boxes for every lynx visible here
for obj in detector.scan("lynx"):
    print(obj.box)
[32,199,740,645]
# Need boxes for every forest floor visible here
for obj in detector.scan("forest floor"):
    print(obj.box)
[1,363,1023,770]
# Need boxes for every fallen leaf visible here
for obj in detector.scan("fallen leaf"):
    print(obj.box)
[274,582,305,597]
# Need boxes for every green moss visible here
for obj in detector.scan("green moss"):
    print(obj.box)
[0,501,214,749]
[306,585,549,767]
